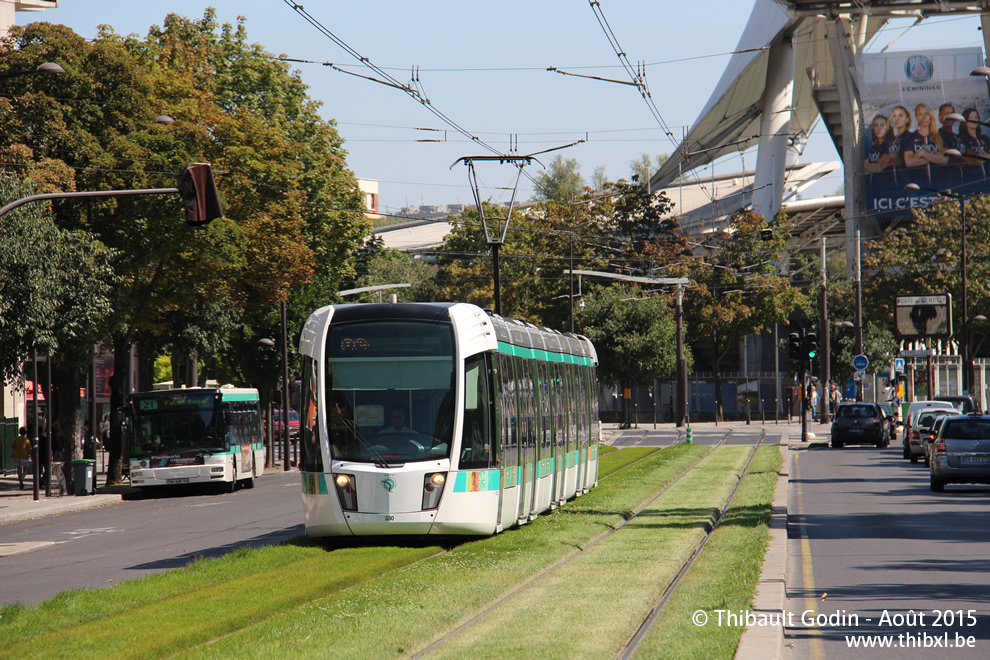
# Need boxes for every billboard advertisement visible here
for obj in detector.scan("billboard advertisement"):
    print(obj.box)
[862,48,990,216]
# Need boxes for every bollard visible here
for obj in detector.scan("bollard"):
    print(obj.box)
[686,426,693,444]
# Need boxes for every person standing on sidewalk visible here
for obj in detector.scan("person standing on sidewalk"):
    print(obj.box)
[13,427,33,490]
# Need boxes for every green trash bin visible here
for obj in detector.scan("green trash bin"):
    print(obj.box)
[72,459,95,496]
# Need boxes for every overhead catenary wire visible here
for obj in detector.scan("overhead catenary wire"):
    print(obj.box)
[582,1,718,204]
[282,0,500,158]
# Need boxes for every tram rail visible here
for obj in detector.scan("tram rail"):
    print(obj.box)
[414,428,744,658]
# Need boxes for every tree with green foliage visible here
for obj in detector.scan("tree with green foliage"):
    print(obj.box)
[864,196,990,334]
[0,176,116,395]
[1,13,367,482]
[531,154,585,203]
[629,153,668,185]
[806,277,898,388]
[677,210,806,421]
[582,284,683,424]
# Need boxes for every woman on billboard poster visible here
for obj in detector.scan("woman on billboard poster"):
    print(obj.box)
[903,103,950,167]
[865,114,895,172]
[886,105,913,168]
[960,107,989,157]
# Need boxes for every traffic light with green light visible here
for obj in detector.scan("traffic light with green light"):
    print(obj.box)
[805,332,818,360]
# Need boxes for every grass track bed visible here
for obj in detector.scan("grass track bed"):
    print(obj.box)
[632,445,783,659]
[425,446,754,659]
[0,443,779,659]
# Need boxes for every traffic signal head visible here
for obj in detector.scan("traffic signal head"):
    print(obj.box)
[805,332,819,360]
[177,163,223,226]
[788,332,801,361]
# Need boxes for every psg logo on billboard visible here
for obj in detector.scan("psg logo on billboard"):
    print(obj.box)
[904,54,934,83]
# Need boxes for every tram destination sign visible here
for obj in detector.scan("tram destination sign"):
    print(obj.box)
[894,293,952,340]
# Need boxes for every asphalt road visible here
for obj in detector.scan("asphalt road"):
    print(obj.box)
[0,471,304,607]
[785,442,990,659]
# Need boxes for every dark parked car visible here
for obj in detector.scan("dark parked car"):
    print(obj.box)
[877,402,897,440]
[930,414,990,492]
[831,402,888,448]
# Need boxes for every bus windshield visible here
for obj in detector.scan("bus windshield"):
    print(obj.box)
[326,320,455,464]
[129,391,225,458]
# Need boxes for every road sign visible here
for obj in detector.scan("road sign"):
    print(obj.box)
[853,354,870,370]
[899,349,935,357]
[853,369,866,381]
[894,358,905,373]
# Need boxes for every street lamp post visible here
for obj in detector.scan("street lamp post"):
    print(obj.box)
[905,183,971,394]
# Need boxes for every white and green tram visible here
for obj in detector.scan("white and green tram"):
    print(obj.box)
[127,387,265,492]
[298,302,600,536]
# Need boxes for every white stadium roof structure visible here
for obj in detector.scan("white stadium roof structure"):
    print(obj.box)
[377,1,990,270]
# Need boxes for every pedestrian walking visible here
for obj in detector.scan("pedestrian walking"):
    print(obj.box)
[810,384,819,417]
[12,426,33,490]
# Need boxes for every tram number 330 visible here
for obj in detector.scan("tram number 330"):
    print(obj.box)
[384,515,394,522]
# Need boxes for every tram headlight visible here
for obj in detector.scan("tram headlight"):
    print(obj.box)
[333,473,358,511]
[422,472,447,510]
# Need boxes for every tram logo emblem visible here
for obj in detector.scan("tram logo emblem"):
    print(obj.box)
[904,55,934,83]
[382,478,396,493]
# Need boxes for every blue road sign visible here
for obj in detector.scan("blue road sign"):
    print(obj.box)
[853,354,869,371]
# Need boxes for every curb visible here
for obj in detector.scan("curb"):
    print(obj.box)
[0,493,122,525]
[734,444,789,660]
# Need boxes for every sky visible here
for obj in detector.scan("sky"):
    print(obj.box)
[20,1,990,218]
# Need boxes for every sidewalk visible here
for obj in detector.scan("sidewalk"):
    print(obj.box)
[0,454,128,525]
[600,416,833,446]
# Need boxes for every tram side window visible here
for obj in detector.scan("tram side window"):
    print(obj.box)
[460,354,493,470]
[300,358,324,472]
[498,353,517,471]
[520,358,536,468]
[576,365,588,448]
[566,363,577,455]
[537,361,551,455]
[551,362,564,450]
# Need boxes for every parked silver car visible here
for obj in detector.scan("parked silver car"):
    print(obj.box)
[922,410,961,467]
[930,415,990,492]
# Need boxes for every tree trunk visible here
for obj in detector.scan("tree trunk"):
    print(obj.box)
[53,360,85,492]
[105,333,129,485]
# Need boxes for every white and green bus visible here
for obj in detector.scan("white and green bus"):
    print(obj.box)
[126,387,265,492]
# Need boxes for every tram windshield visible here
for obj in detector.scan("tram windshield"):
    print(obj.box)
[129,391,225,458]
[326,321,455,464]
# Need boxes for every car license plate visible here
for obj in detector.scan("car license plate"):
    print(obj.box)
[166,478,189,484]
[961,456,990,464]
[848,428,863,433]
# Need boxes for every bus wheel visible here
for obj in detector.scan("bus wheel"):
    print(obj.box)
[242,476,255,489]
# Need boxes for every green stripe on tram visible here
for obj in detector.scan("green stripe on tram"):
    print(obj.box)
[495,341,594,366]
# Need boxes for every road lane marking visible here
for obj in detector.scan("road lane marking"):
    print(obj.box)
[794,452,825,660]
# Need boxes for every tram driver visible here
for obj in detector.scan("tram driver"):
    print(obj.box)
[379,406,414,435]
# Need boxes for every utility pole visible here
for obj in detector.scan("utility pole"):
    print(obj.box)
[820,237,830,423]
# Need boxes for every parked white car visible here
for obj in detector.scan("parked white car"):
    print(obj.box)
[902,400,955,462]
